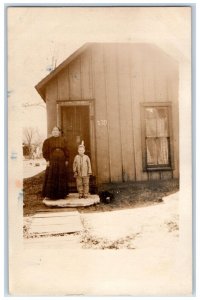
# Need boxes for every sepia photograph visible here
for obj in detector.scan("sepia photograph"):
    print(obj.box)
[7,4,193,296]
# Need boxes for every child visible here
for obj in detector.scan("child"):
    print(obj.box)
[73,143,92,199]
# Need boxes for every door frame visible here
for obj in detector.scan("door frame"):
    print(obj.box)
[56,100,96,176]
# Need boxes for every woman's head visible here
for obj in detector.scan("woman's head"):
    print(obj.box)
[52,126,61,137]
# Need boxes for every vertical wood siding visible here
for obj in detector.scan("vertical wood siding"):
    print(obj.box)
[117,44,136,181]
[80,50,93,100]
[91,44,110,183]
[103,44,123,182]
[46,79,58,135]
[57,69,70,100]
[68,58,81,100]
[154,50,169,102]
[142,45,156,102]
[130,45,148,181]
[46,43,179,183]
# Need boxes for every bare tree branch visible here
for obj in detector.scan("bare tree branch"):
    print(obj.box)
[23,127,46,159]
[23,127,36,158]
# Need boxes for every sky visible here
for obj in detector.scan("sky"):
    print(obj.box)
[7,6,191,138]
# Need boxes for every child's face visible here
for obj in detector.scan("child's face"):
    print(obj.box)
[78,147,85,155]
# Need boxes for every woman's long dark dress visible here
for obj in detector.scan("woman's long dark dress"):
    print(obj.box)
[42,136,69,200]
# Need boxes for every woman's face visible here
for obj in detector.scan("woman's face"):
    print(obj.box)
[52,127,60,137]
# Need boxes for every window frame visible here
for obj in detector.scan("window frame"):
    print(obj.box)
[141,102,174,172]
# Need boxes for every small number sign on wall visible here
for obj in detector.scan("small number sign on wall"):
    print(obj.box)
[97,120,108,126]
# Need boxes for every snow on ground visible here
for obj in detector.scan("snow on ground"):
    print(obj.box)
[23,159,46,178]
[10,190,192,296]
[80,191,179,250]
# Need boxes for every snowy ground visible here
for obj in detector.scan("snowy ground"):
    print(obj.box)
[10,190,192,296]
[23,158,46,178]
[80,192,179,250]
[21,161,191,296]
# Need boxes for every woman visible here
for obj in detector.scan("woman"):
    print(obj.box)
[42,126,69,200]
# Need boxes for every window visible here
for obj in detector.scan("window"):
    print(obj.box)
[141,103,173,171]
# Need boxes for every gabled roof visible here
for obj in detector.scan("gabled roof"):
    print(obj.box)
[35,41,180,101]
[35,43,90,101]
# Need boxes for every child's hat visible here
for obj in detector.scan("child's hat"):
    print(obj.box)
[78,140,85,149]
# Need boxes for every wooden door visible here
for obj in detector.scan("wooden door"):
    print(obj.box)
[62,106,91,189]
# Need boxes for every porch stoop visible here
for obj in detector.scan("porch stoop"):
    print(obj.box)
[42,193,100,208]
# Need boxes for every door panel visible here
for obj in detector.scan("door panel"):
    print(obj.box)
[62,106,91,188]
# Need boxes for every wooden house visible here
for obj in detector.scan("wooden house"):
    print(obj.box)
[35,43,179,190]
